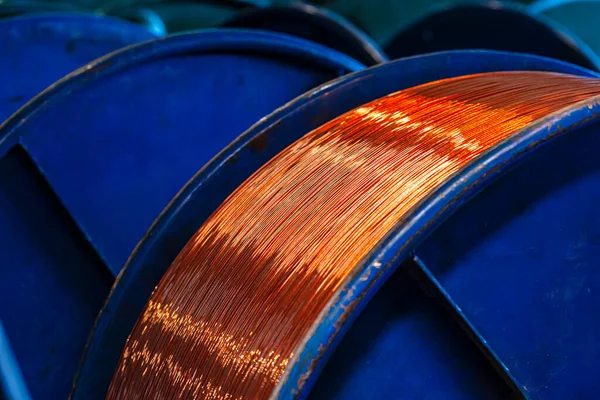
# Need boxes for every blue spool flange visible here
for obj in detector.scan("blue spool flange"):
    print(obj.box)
[0,14,156,123]
[222,2,388,66]
[72,50,600,399]
[385,2,600,72]
[0,29,362,400]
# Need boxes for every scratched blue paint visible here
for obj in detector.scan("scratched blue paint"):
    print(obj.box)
[0,14,156,123]
[223,2,388,66]
[0,29,362,400]
[385,2,600,72]
[72,50,598,399]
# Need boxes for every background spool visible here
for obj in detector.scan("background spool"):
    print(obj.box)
[0,29,361,400]
[104,1,386,65]
[530,0,600,59]
[72,50,599,400]
[384,2,600,71]
[222,2,388,66]
[0,14,156,123]
[324,0,542,46]
[325,0,456,46]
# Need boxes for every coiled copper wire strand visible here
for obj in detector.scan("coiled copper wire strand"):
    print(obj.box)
[107,72,600,400]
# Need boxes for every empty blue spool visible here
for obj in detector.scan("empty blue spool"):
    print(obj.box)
[72,50,600,399]
[0,29,362,400]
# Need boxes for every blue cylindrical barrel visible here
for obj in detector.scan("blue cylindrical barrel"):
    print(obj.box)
[384,3,600,71]
[0,29,362,400]
[72,50,600,399]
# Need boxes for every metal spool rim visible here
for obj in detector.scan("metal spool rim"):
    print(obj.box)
[71,50,600,399]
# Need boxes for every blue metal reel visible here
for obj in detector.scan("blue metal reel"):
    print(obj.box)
[72,50,599,400]
[530,0,600,60]
[385,2,600,72]
[0,29,362,400]
[0,13,156,124]
[222,2,388,66]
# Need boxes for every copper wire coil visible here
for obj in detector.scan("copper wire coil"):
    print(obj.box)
[107,71,600,399]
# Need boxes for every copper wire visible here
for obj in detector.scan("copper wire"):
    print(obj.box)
[107,72,600,400]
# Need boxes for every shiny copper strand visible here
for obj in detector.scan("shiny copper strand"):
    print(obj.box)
[107,72,600,400]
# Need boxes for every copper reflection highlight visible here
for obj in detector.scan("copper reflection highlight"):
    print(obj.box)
[107,72,600,400]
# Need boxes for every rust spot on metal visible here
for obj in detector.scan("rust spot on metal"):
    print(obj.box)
[247,134,268,153]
